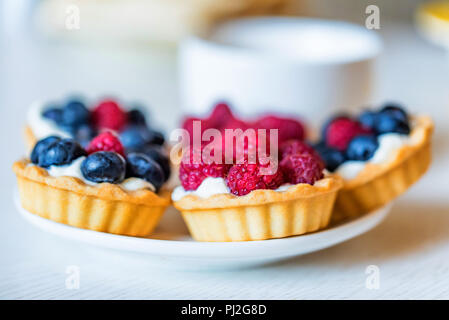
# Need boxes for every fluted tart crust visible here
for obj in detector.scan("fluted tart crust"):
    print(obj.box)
[13,160,171,236]
[174,176,343,242]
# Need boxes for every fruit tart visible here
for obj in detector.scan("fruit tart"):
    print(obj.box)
[314,104,433,221]
[13,132,171,237]
[172,103,343,241]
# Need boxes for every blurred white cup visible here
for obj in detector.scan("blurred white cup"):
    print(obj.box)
[179,17,382,123]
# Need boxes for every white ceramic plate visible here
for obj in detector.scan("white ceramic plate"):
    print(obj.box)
[14,192,392,269]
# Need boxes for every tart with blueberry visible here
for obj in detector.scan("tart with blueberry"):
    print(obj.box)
[13,132,171,237]
[172,104,342,242]
[25,96,165,152]
[315,104,433,221]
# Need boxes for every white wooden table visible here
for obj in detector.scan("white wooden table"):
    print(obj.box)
[1,18,449,299]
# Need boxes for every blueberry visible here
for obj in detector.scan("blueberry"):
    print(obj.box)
[380,103,408,123]
[314,142,346,172]
[119,126,150,149]
[374,112,410,135]
[126,153,165,191]
[30,136,61,164]
[61,99,90,128]
[75,124,97,147]
[127,109,147,126]
[358,110,377,129]
[133,145,171,182]
[81,151,126,184]
[38,139,87,168]
[58,124,77,136]
[148,130,165,146]
[42,107,62,123]
[346,135,379,161]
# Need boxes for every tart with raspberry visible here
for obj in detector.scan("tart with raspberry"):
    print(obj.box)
[13,132,171,237]
[315,104,433,221]
[172,104,342,242]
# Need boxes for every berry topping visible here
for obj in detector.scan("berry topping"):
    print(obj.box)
[37,139,86,168]
[222,130,271,164]
[314,142,346,172]
[221,118,249,131]
[61,100,90,128]
[92,99,127,131]
[226,161,284,196]
[179,147,231,191]
[31,136,61,164]
[87,131,125,156]
[136,145,171,182]
[325,117,371,151]
[320,114,349,138]
[181,117,210,139]
[42,107,62,123]
[346,135,379,161]
[126,153,165,191]
[119,126,165,150]
[255,115,305,143]
[119,126,151,150]
[127,109,147,126]
[149,130,165,146]
[75,124,97,147]
[81,151,126,184]
[207,102,234,128]
[380,104,408,123]
[374,106,410,135]
[280,153,324,185]
[358,110,377,129]
[179,165,204,191]
[280,139,317,159]
[58,124,77,135]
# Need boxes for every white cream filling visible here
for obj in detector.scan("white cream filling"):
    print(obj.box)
[172,177,229,201]
[27,101,71,139]
[120,177,155,192]
[336,133,410,180]
[171,177,297,201]
[45,156,155,192]
[47,157,89,183]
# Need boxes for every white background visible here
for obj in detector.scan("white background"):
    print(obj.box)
[1,1,449,299]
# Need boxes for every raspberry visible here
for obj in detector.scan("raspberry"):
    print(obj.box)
[255,115,305,143]
[86,131,125,156]
[325,118,371,151]
[280,153,324,185]
[179,146,231,191]
[221,118,249,131]
[280,139,316,158]
[182,103,236,137]
[181,117,210,140]
[222,129,272,164]
[226,161,284,196]
[179,165,203,191]
[279,139,324,171]
[208,102,234,129]
[92,99,127,131]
